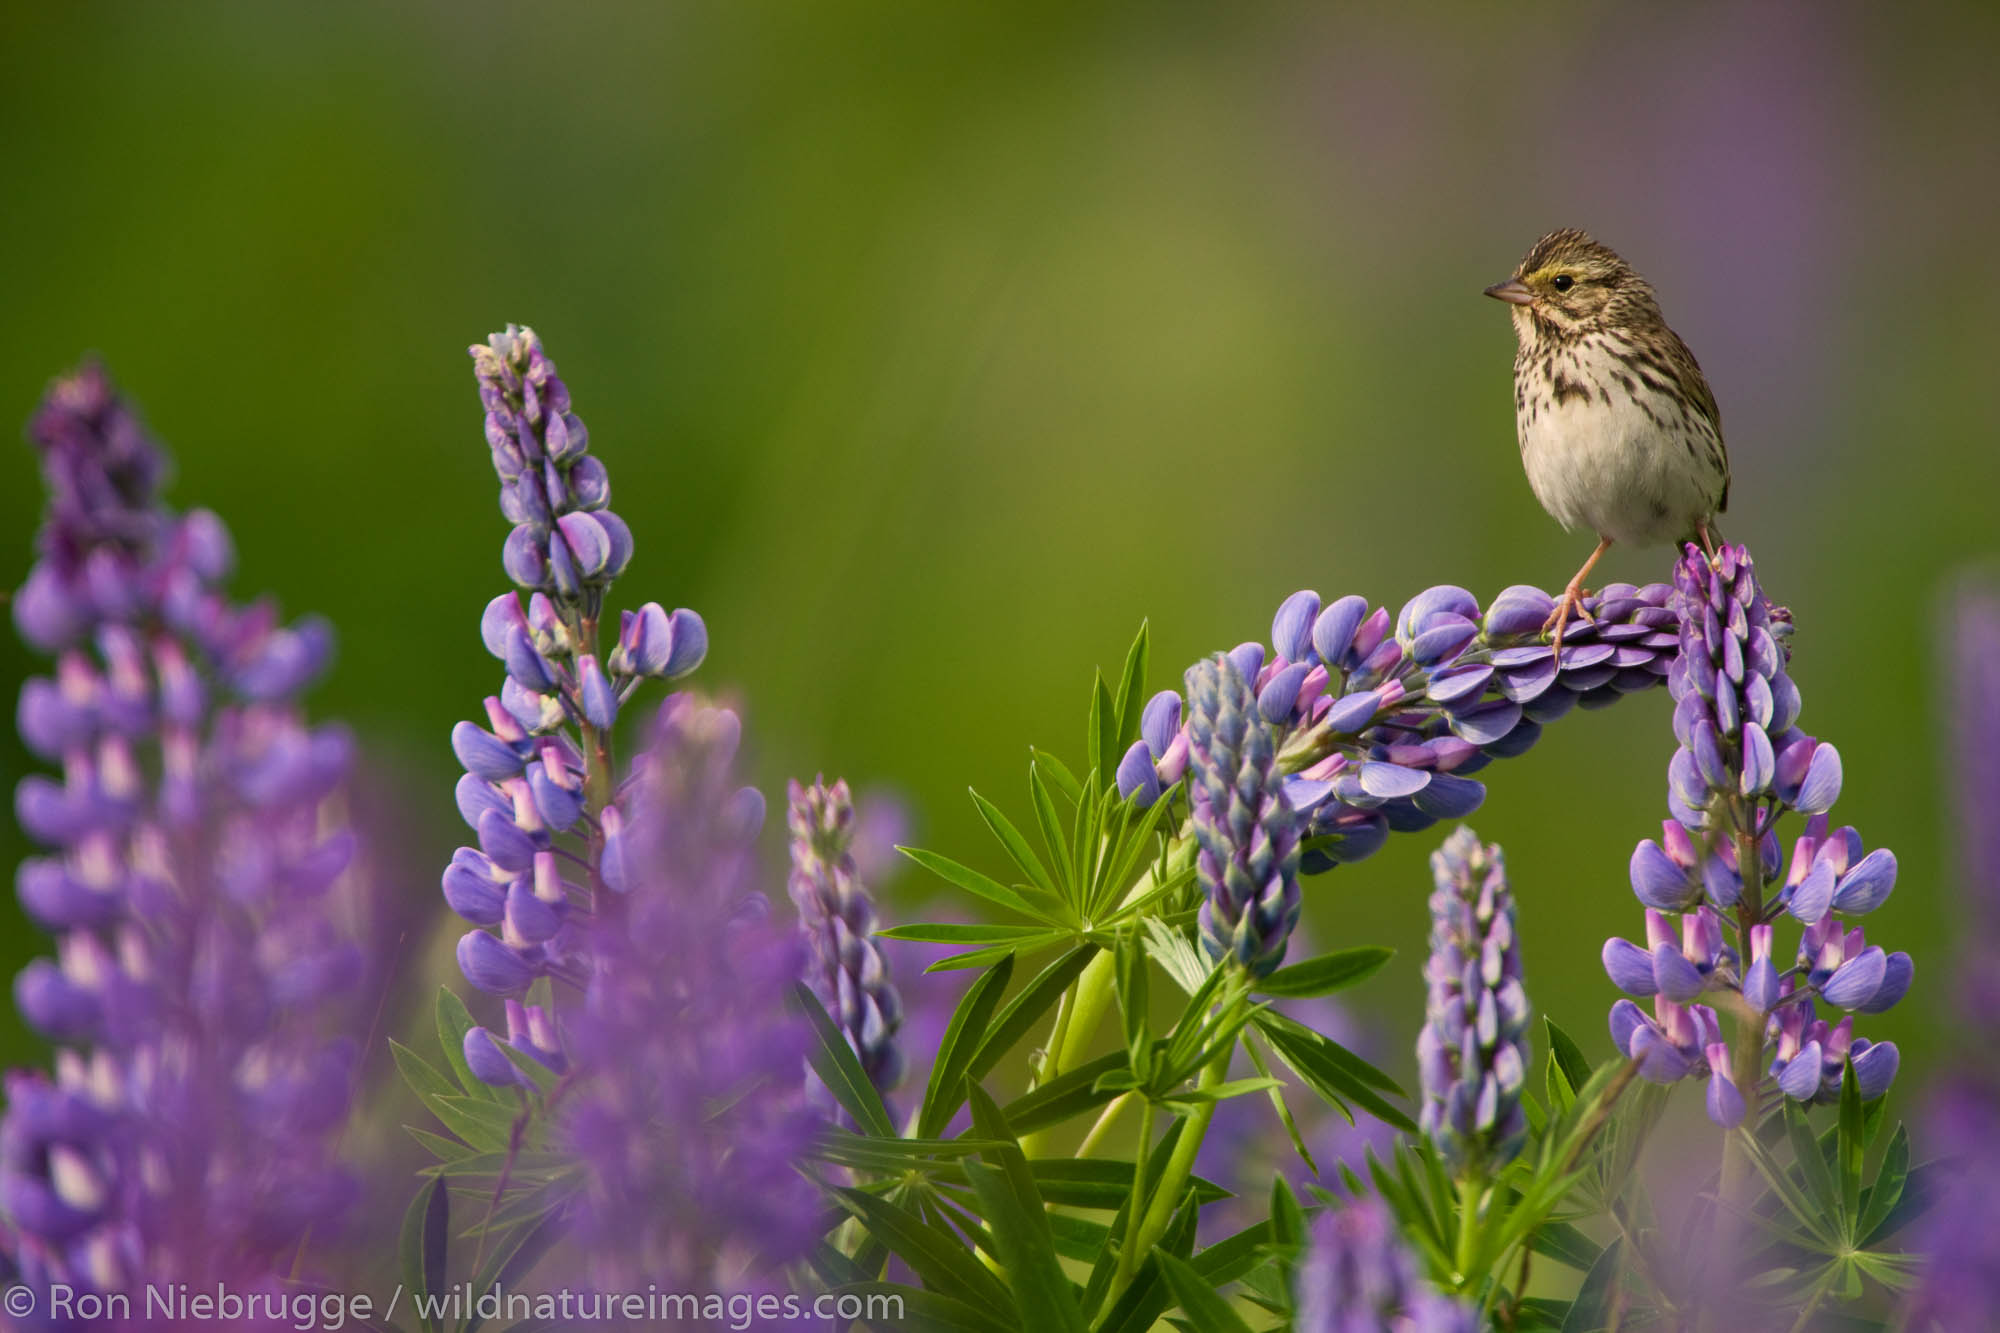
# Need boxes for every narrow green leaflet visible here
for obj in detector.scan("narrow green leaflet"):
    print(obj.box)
[968,943,1097,1082]
[1254,947,1393,998]
[459,1208,566,1333]
[970,789,1060,899]
[917,954,1015,1138]
[1152,1252,1255,1333]
[999,1051,1130,1136]
[1112,622,1151,761]
[1545,1017,1593,1099]
[399,1178,449,1333]
[1557,1237,1623,1333]
[792,982,898,1139]
[1253,1011,1416,1133]
[830,1186,1013,1312]
[898,846,1044,919]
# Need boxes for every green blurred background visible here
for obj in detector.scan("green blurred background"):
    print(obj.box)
[3,1,1995,1119]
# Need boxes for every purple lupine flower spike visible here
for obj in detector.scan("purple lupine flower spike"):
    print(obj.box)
[789,775,905,1093]
[1417,827,1530,1171]
[1294,1196,1478,1333]
[1118,580,1680,870]
[557,696,819,1292]
[4,365,368,1303]
[446,328,708,1034]
[1602,543,1904,1123]
[1186,653,1302,978]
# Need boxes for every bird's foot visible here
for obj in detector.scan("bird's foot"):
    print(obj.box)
[1544,582,1595,655]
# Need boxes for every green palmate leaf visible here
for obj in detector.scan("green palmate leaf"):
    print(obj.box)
[1738,1127,1841,1251]
[1254,947,1393,998]
[970,788,1061,899]
[1269,1175,1305,1251]
[1545,1017,1593,1099]
[1254,1012,1415,1133]
[1047,1213,1115,1264]
[831,1186,1013,1312]
[393,1039,461,1106]
[918,954,1015,1138]
[406,1126,478,1164]
[1153,1252,1255,1333]
[399,1178,450,1333]
[898,847,1042,919]
[1862,1154,1946,1248]
[1113,622,1150,754]
[1245,1039,1317,1175]
[1558,1236,1623,1333]
[1786,1102,1842,1226]
[424,1094,519,1154]
[1000,1050,1130,1136]
[460,1208,566,1333]
[1027,763,1074,905]
[1856,1123,1910,1241]
[1838,1060,1866,1227]
[1157,1076,1283,1110]
[968,943,1097,1082]
[1531,1221,1605,1273]
[791,982,898,1139]
[1031,748,1084,805]
[1115,931,1150,1069]
[962,1144,1085,1327]
[436,987,504,1105]
[1092,673,1120,788]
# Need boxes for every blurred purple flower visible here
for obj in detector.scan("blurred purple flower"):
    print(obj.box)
[790,775,904,1094]
[1294,1195,1477,1333]
[3,364,366,1311]
[556,696,820,1292]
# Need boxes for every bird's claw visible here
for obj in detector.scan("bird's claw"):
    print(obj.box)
[1544,584,1595,655]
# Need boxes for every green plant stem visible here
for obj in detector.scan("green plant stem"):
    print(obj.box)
[1717,819,1767,1208]
[1110,1095,1158,1296]
[1455,1173,1486,1291]
[1102,995,1241,1311]
[1074,1091,1134,1160]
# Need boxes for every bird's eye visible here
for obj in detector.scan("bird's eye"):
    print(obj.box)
[1551,274,1575,293]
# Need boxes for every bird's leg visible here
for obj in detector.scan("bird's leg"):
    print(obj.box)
[1698,523,1720,558]
[1546,536,1613,655]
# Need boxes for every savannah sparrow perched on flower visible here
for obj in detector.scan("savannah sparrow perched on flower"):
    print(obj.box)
[1485,229,1729,649]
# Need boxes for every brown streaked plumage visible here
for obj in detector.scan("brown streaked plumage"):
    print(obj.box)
[1485,229,1730,650]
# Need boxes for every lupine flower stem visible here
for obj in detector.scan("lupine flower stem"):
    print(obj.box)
[1105,993,1242,1311]
[1720,818,1768,1205]
[1454,1175,1484,1289]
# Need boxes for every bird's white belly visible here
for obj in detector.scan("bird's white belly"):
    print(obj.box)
[1516,366,1714,548]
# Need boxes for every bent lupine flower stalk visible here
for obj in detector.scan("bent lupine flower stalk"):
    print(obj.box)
[558,696,820,1291]
[446,326,708,1073]
[1418,828,1529,1172]
[1601,544,1905,1130]
[1186,653,1302,978]
[1120,581,1679,871]
[4,365,365,1305]
[789,776,905,1094]
[1294,1196,1478,1333]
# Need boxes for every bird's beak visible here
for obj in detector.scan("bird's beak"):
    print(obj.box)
[1483,278,1535,306]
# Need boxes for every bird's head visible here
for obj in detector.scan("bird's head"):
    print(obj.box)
[1484,229,1660,339]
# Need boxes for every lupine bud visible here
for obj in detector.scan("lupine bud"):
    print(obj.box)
[1418,827,1529,1170]
[1186,654,1301,978]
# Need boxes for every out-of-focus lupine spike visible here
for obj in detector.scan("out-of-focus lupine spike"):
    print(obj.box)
[3,364,367,1301]
[1603,544,1903,1124]
[789,775,904,1094]
[1417,827,1529,1171]
[1293,1196,1479,1333]
[1185,654,1302,978]
[554,696,819,1292]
